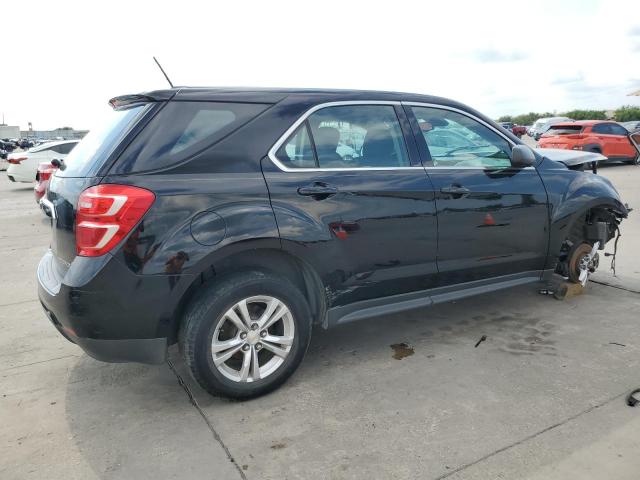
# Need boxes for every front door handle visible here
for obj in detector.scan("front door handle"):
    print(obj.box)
[440,184,470,196]
[297,182,339,199]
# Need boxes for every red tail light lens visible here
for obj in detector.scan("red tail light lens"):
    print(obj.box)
[37,162,56,182]
[8,156,27,164]
[76,184,155,257]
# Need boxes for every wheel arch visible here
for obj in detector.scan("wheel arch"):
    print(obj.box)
[547,198,627,272]
[168,245,326,344]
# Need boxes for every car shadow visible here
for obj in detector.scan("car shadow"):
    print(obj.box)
[62,282,634,479]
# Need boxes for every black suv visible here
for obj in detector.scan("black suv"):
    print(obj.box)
[38,88,627,398]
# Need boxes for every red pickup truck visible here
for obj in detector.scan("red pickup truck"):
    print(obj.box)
[499,122,527,138]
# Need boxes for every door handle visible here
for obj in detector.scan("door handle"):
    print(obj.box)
[297,182,339,198]
[440,185,470,196]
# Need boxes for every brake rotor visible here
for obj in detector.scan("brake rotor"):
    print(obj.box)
[568,242,599,284]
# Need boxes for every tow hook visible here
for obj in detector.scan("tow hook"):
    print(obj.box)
[578,241,600,286]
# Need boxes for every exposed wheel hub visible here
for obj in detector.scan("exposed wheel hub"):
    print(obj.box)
[569,242,600,286]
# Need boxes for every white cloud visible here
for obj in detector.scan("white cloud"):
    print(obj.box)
[1,0,639,130]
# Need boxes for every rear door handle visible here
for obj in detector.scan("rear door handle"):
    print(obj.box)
[297,182,339,198]
[440,185,470,196]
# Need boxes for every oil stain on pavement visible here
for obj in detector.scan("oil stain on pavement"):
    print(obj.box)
[390,342,415,360]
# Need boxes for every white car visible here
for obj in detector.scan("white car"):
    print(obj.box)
[6,140,79,183]
[529,117,573,141]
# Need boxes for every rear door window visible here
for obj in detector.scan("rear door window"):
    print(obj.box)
[592,124,612,134]
[112,101,270,173]
[274,104,410,169]
[275,123,317,168]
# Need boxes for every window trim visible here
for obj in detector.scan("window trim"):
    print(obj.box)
[268,101,424,172]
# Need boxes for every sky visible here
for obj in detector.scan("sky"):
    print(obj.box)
[1,0,639,131]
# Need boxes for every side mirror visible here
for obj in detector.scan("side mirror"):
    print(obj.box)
[50,158,66,170]
[511,145,536,168]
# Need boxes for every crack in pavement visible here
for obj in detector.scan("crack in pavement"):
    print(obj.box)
[1,354,80,372]
[434,389,630,480]
[590,279,640,295]
[0,299,38,308]
[166,357,247,480]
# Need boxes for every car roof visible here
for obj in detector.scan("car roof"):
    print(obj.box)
[121,86,474,110]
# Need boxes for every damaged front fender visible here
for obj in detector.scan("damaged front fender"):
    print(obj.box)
[536,157,628,272]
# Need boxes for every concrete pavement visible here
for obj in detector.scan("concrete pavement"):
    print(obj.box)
[1,159,639,479]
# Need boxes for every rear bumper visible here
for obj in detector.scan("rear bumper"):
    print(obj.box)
[6,164,34,183]
[37,249,185,365]
[41,303,167,363]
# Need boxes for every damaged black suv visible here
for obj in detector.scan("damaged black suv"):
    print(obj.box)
[38,88,629,398]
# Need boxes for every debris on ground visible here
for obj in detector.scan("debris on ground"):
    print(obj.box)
[609,342,626,347]
[626,389,640,407]
[474,335,487,348]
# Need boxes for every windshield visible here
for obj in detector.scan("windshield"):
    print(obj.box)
[56,104,148,177]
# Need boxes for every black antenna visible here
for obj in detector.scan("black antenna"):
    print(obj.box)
[153,56,174,88]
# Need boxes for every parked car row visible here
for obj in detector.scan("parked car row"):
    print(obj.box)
[500,122,527,138]
[6,139,78,183]
[528,117,574,141]
[4,139,79,205]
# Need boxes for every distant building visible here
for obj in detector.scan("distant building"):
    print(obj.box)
[21,127,88,140]
[0,125,20,139]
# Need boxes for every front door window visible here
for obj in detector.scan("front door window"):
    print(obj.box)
[410,106,512,169]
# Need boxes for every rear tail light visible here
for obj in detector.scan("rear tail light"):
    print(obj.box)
[8,156,27,164]
[37,163,57,182]
[76,184,155,257]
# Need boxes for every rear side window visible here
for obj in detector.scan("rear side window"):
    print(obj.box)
[543,125,583,136]
[113,101,270,173]
[275,104,409,169]
[592,124,614,135]
[608,124,629,136]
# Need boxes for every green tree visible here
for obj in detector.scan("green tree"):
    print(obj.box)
[497,115,513,122]
[614,106,640,122]
[563,110,606,120]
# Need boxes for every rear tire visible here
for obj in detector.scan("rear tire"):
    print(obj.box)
[179,270,312,399]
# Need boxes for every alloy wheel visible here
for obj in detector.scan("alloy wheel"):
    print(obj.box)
[211,296,295,383]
